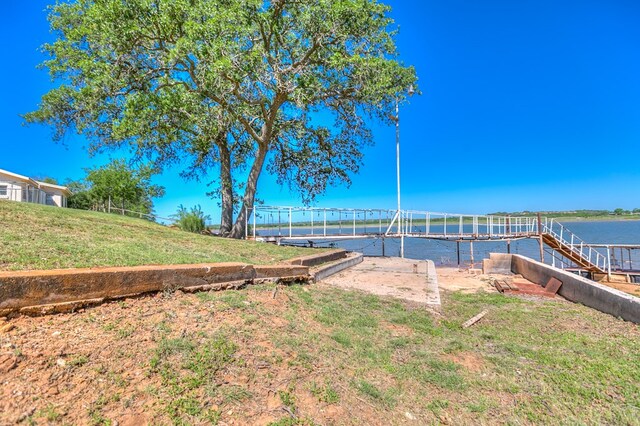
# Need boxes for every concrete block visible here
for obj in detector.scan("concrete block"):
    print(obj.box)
[286,249,347,267]
[312,253,363,282]
[482,253,513,275]
[254,265,309,279]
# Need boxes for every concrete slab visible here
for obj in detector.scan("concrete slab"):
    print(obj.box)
[321,257,441,308]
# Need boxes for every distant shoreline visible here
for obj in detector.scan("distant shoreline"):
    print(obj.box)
[543,216,640,223]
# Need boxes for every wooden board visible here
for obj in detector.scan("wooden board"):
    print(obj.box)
[545,277,563,295]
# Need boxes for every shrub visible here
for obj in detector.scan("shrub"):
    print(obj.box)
[173,205,210,233]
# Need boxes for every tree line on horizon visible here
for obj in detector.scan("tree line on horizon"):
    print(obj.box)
[24,0,418,238]
[488,209,640,217]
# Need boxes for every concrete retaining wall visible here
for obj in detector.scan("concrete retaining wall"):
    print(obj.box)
[312,252,364,282]
[0,250,356,317]
[484,252,640,324]
[482,253,512,275]
[0,262,309,317]
[286,249,347,267]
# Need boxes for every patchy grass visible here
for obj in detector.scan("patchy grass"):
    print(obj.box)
[0,200,315,271]
[1,283,639,425]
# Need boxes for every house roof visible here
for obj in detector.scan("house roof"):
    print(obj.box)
[36,180,72,196]
[0,168,71,195]
[0,168,40,187]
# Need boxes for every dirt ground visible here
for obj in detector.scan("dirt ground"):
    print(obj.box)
[0,261,518,425]
[434,267,497,293]
[1,288,355,426]
[1,259,635,425]
[603,281,640,297]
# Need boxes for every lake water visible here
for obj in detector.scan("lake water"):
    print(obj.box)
[281,220,640,269]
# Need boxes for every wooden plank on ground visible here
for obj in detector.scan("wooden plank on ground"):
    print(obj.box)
[545,277,563,294]
[462,310,488,328]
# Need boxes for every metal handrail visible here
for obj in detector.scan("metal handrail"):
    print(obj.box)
[246,206,541,240]
[246,205,615,275]
[543,219,608,272]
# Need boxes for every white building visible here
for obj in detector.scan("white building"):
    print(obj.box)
[0,168,70,207]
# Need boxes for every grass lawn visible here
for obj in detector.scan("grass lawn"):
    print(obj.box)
[0,201,313,271]
[2,284,638,425]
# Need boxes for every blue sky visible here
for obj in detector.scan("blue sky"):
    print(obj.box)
[1,0,639,221]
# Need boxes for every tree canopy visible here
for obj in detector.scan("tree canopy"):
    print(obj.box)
[25,0,418,237]
[67,159,165,216]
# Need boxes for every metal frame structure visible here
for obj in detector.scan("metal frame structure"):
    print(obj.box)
[244,205,640,279]
[245,206,540,241]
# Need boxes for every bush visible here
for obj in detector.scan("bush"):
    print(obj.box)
[173,205,210,233]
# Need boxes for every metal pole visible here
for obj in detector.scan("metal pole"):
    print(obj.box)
[396,97,404,258]
[353,210,356,236]
[323,210,327,237]
[607,246,612,281]
[252,207,256,240]
[245,207,248,239]
[444,215,447,238]
[537,213,545,263]
[426,213,429,236]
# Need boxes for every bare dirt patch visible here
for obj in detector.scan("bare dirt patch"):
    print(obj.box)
[436,267,497,293]
[444,352,485,372]
[603,281,640,297]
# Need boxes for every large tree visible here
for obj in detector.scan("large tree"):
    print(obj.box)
[25,0,417,238]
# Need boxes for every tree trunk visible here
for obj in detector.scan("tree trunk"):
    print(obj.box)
[229,145,267,239]
[218,141,234,236]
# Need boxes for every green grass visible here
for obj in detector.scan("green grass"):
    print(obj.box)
[270,284,640,424]
[0,200,315,271]
[149,332,235,424]
[9,280,639,424]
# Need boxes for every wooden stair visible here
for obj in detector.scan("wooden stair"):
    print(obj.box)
[541,233,605,273]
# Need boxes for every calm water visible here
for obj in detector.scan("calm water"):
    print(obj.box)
[280,220,640,268]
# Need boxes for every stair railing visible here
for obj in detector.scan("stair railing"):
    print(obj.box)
[543,219,609,272]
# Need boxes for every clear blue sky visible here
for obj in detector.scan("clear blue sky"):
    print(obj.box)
[1,0,639,221]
